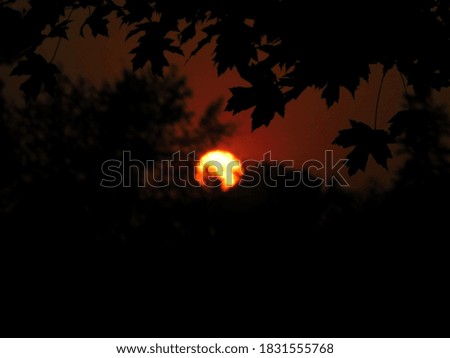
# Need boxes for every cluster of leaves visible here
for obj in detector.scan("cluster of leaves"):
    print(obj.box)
[2,0,450,173]
[333,105,450,175]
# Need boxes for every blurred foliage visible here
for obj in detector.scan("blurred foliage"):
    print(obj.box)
[0,68,234,244]
[0,70,449,336]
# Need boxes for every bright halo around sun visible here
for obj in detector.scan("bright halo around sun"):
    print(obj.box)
[196,150,243,191]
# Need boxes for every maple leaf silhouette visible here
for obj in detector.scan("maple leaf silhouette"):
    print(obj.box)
[333,120,393,175]
[10,53,60,101]
[128,22,183,76]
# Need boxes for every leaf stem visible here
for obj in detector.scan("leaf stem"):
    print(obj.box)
[49,38,63,64]
[374,70,386,130]
[49,8,74,64]
[399,72,411,110]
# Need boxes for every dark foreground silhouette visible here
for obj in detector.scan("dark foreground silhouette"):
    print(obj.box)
[0,72,449,337]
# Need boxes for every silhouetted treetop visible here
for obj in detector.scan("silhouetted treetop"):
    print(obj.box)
[1,0,450,174]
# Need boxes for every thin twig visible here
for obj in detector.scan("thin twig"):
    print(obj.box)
[399,72,411,110]
[49,8,75,64]
[374,70,386,130]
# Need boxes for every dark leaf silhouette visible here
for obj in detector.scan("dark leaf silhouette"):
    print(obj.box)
[226,83,285,131]
[333,120,393,175]
[346,144,370,175]
[389,110,411,138]
[48,20,71,40]
[281,59,370,107]
[388,110,428,138]
[370,130,394,169]
[226,66,285,130]
[129,22,183,76]
[121,0,153,24]
[179,22,196,45]
[212,19,259,75]
[80,4,115,37]
[322,83,341,108]
[225,87,256,115]
[189,24,219,58]
[10,53,60,101]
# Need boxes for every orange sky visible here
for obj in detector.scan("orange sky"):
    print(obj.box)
[2,14,448,190]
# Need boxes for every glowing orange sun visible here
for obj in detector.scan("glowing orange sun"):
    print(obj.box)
[196,150,243,191]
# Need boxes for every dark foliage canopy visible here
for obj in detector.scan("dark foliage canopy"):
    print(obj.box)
[1,0,450,174]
